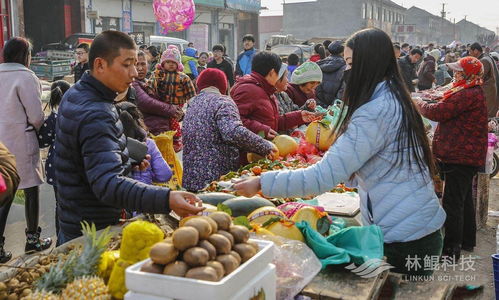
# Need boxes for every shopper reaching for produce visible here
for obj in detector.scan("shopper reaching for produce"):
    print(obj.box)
[54,31,204,245]
[235,28,446,276]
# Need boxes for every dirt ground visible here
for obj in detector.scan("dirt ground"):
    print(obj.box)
[439,176,499,300]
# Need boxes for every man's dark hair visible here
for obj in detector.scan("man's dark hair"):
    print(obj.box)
[138,44,148,51]
[212,44,225,53]
[428,43,434,47]
[242,34,255,43]
[252,51,282,77]
[393,44,401,50]
[188,42,194,47]
[137,50,146,58]
[89,30,136,70]
[410,48,423,56]
[76,43,90,52]
[287,53,299,66]
[401,43,409,48]
[470,42,483,52]
[323,39,332,49]
[147,45,159,58]
[2,37,32,66]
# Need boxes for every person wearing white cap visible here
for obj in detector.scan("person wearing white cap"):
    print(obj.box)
[285,61,323,107]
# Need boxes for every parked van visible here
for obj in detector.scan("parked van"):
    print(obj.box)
[149,36,189,54]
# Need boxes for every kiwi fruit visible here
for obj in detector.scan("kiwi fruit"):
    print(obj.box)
[247,240,259,252]
[140,261,164,274]
[183,247,209,267]
[230,250,242,265]
[198,240,217,260]
[149,242,178,265]
[184,218,212,240]
[233,243,257,263]
[207,261,225,280]
[172,227,199,251]
[217,230,234,246]
[208,234,232,254]
[208,212,232,231]
[163,261,189,277]
[185,266,219,282]
[200,216,218,233]
[216,254,240,275]
[229,225,250,244]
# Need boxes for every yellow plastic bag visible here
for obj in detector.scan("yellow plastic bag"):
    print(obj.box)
[152,131,183,190]
[107,221,164,299]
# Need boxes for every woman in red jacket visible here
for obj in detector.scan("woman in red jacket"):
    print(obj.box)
[230,52,320,164]
[415,56,488,262]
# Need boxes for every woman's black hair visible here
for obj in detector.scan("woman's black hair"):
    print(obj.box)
[49,80,71,110]
[115,102,148,142]
[199,52,209,58]
[252,52,282,77]
[314,44,326,60]
[339,28,435,178]
[3,37,32,66]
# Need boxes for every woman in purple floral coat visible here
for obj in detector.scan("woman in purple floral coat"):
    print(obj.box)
[183,69,277,192]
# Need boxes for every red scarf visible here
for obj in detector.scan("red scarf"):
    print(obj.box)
[442,75,483,100]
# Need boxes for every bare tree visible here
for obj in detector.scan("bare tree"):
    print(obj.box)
[476,33,497,47]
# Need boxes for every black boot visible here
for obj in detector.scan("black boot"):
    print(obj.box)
[0,236,12,263]
[25,227,52,253]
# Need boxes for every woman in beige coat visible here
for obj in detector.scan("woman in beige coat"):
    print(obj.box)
[0,37,52,257]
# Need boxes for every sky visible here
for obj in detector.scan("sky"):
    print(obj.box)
[260,0,499,33]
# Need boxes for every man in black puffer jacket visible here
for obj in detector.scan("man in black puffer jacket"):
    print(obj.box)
[315,41,346,108]
[55,31,203,244]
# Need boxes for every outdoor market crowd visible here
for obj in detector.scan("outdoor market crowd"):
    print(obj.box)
[0,27,498,276]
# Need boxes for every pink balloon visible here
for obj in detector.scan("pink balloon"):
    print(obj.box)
[153,0,195,34]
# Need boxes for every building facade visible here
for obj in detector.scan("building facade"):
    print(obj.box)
[403,6,455,45]
[83,0,261,59]
[283,0,405,40]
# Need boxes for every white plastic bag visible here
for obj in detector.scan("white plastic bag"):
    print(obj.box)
[252,235,321,300]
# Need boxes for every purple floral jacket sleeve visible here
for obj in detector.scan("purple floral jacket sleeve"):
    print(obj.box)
[215,100,273,156]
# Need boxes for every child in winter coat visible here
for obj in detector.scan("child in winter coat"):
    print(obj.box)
[148,46,197,151]
[115,101,172,186]
[37,80,71,236]
[181,47,199,80]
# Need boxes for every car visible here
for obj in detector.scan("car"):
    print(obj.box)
[271,44,313,64]
[149,36,190,54]
[41,33,96,52]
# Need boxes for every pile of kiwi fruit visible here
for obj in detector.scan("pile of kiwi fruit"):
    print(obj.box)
[140,212,259,282]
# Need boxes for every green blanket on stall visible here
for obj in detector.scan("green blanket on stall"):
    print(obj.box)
[295,221,384,269]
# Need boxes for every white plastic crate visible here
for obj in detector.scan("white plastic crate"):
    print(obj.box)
[125,264,276,300]
[126,239,274,300]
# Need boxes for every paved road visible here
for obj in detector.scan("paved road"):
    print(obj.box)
[4,183,57,258]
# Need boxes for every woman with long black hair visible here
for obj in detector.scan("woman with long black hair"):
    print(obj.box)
[235,28,446,275]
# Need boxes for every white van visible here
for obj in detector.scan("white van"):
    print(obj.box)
[149,36,189,54]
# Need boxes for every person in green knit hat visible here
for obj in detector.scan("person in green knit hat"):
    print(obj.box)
[285,61,323,107]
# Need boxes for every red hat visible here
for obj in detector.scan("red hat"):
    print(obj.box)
[446,56,483,76]
[196,68,228,94]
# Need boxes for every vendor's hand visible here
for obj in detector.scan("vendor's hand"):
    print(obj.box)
[266,129,278,139]
[133,155,151,171]
[267,143,280,160]
[301,110,322,123]
[305,99,317,110]
[173,106,184,121]
[234,176,262,198]
[169,191,205,217]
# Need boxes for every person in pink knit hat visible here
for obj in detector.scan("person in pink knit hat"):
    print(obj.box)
[147,46,196,152]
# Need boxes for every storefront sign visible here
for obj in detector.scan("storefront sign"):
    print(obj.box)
[226,0,261,12]
[194,0,224,8]
[128,32,145,45]
[122,10,132,33]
